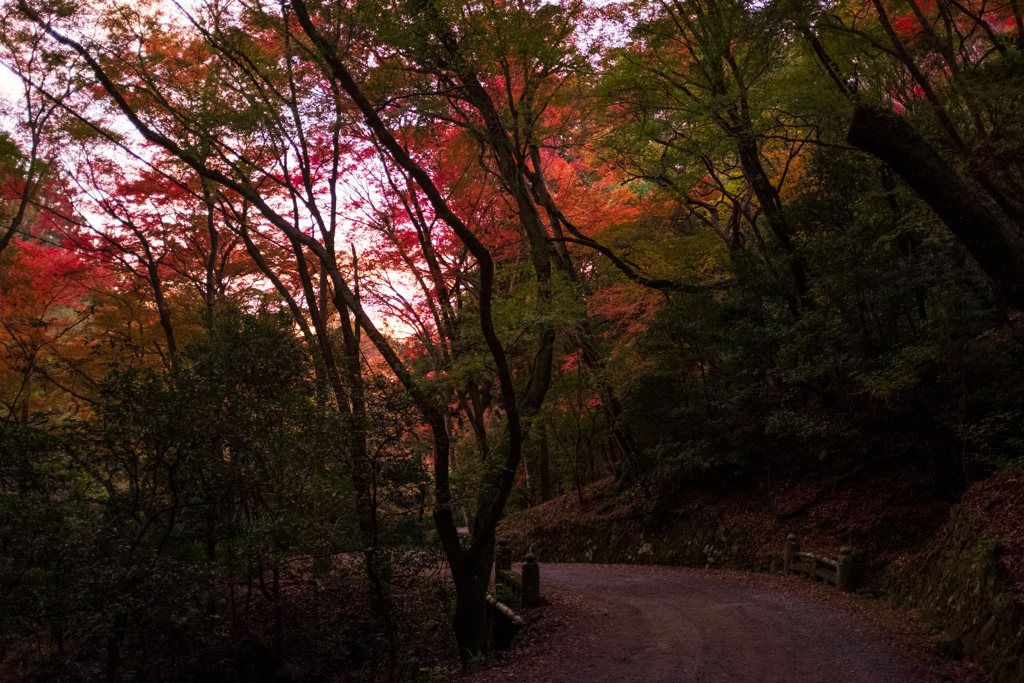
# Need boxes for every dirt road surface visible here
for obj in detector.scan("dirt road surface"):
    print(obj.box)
[463,564,990,683]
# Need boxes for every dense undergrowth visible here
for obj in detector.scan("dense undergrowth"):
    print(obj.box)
[0,312,461,683]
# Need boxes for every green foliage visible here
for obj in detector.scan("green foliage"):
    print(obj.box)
[450,448,485,522]
[465,649,487,670]
[0,132,25,179]
[618,140,1009,494]
[493,582,518,605]
[0,308,448,681]
[956,411,1024,470]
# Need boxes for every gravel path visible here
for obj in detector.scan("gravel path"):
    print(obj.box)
[541,564,909,682]
[464,564,991,683]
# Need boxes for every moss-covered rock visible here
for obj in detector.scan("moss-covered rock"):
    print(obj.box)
[880,514,1024,682]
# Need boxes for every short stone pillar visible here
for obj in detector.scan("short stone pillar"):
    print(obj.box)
[837,546,860,592]
[522,553,540,607]
[783,534,800,575]
[495,540,511,586]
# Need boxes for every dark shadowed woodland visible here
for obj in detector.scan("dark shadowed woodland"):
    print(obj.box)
[2,0,1024,680]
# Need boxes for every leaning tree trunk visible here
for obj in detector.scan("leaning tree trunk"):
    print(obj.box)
[847,105,1024,311]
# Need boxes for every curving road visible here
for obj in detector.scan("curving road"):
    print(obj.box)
[520,564,921,683]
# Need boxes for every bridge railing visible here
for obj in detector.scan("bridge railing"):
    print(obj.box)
[494,541,540,606]
[487,542,541,649]
[783,534,862,592]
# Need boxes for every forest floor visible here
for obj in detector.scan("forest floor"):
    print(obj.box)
[460,564,991,683]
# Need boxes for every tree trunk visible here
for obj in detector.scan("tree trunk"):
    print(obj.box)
[105,614,126,683]
[365,549,397,683]
[538,427,553,504]
[272,567,283,669]
[736,137,809,310]
[449,536,495,663]
[847,105,1024,310]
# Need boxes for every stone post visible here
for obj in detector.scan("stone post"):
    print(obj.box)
[783,534,800,575]
[495,540,511,587]
[522,553,540,607]
[837,546,860,592]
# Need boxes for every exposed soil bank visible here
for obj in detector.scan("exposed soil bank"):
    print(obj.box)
[497,469,1024,681]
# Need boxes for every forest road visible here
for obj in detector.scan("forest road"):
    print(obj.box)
[525,564,921,683]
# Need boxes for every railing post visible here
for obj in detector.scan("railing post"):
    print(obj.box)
[495,540,511,587]
[783,534,800,575]
[837,546,859,592]
[522,553,540,607]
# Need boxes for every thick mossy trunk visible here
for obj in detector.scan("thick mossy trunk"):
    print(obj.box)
[450,537,495,666]
[847,105,1024,310]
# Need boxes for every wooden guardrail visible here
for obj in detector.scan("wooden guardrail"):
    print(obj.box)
[488,541,541,650]
[783,534,862,592]
[485,594,525,628]
[494,541,540,606]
